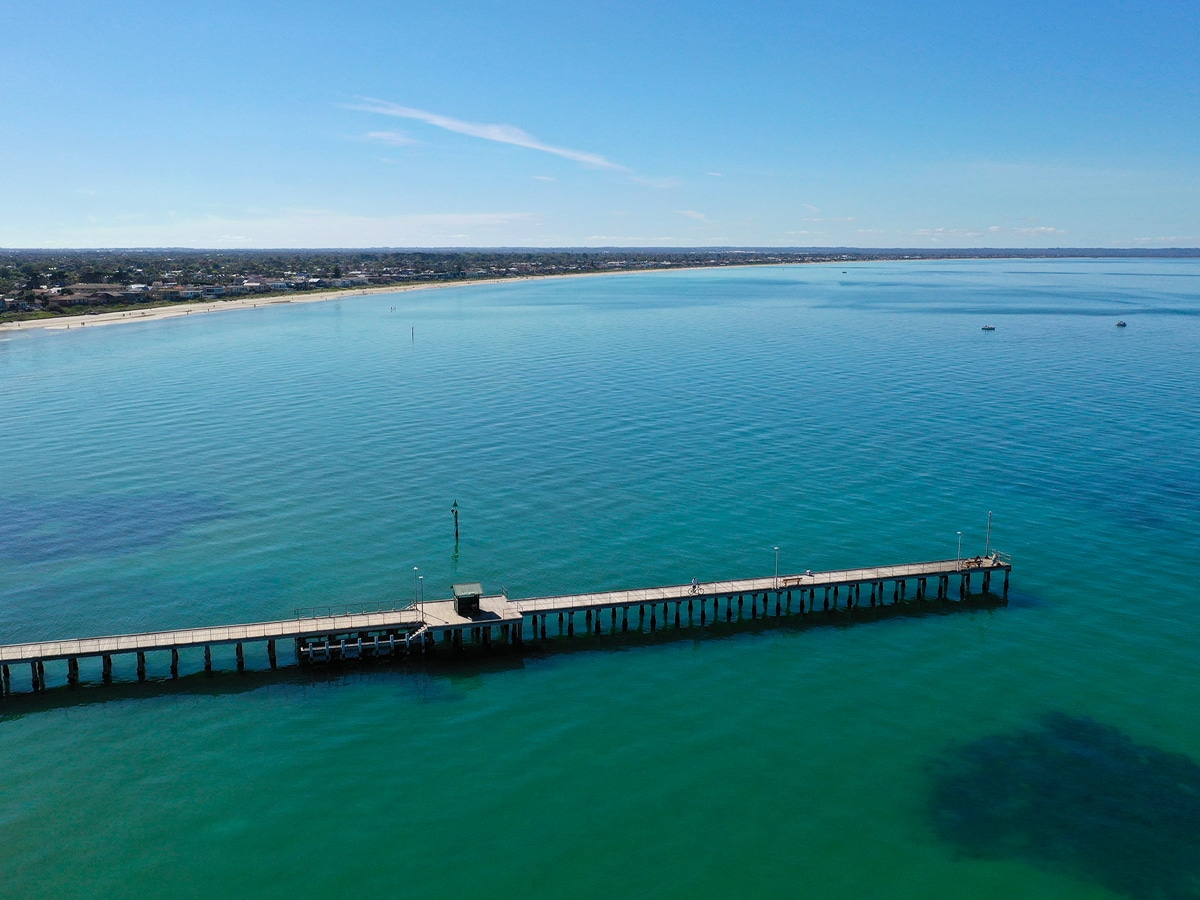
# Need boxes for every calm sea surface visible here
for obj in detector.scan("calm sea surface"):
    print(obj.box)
[1,259,1199,898]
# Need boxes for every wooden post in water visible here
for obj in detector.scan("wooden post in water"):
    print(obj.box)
[650,606,657,632]
[68,657,79,687]
[136,652,147,682]
[267,640,277,669]
[103,654,113,682]
[1003,570,1010,601]
[675,602,681,628]
[204,646,212,673]
[30,662,39,692]
[567,613,575,637]
[235,643,244,672]
[700,598,707,625]
[622,607,629,632]
[2,664,9,696]
[170,649,179,679]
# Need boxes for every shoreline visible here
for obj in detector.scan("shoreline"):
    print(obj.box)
[0,266,720,334]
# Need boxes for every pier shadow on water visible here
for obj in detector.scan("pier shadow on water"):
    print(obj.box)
[928,712,1200,900]
[1,594,1018,716]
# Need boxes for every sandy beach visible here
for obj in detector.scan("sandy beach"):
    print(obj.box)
[0,265,781,335]
[0,280,481,334]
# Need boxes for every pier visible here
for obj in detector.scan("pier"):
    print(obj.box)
[0,555,1009,697]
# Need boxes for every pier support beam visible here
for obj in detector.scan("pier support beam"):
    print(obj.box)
[622,607,629,633]
[1003,570,1010,601]
[136,652,146,682]
[639,605,645,630]
[585,610,592,633]
[68,657,79,687]
[267,640,277,670]
[567,613,575,638]
[983,572,992,594]
[235,643,244,672]
[2,664,9,696]
[31,662,40,692]
[170,649,179,679]
[204,646,212,673]
[650,606,657,632]
[700,598,707,625]
[103,655,113,682]
[675,602,681,628]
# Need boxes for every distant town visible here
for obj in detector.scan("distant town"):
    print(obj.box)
[2,246,1196,321]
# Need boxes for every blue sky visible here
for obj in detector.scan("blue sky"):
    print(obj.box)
[2,0,1197,248]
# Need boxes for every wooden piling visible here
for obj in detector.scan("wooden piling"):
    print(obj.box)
[235,643,244,672]
[267,640,277,669]
[170,649,179,679]
[204,646,212,673]
[103,654,113,682]
[136,652,146,682]
[68,656,79,687]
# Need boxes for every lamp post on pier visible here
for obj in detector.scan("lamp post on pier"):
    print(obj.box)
[414,566,419,609]
[984,511,993,557]
[773,546,780,591]
[956,532,963,571]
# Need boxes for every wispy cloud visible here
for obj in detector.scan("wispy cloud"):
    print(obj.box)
[349,98,627,171]
[987,225,1064,235]
[707,172,723,177]
[678,210,707,221]
[363,130,416,147]
[532,175,557,182]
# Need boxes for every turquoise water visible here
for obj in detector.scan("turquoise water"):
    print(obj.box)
[1,259,1199,898]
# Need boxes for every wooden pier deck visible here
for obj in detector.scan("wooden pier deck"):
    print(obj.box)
[0,555,1009,696]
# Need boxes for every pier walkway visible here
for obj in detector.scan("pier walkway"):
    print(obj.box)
[0,555,1009,696]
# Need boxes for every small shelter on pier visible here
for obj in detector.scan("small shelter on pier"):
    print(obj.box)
[452,583,483,617]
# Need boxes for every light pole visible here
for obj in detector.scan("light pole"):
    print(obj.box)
[956,532,962,570]
[418,575,424,607]
[984,511,993,557]
[773,546,780,591]
[414,566,419,609]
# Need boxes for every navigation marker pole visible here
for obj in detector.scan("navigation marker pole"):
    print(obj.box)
[452,500,460,543]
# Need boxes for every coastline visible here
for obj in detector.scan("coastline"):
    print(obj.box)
[0,267,697,334]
